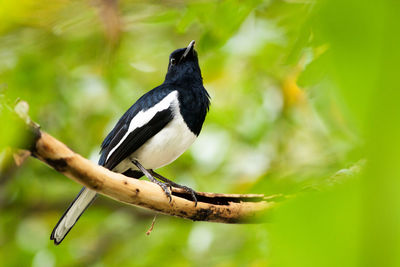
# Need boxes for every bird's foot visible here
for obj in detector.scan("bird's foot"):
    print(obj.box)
[131,160,172,202]
[151,170,198,207]
[151,179,172,202]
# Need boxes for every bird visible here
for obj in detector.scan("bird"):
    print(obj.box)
[50,40,210,245]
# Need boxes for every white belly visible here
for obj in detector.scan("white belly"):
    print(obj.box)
[113,112,196,173]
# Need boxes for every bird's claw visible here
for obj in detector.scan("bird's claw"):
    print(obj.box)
[156,181,172,202]
[181,186,198,207]
[149,170,198,206]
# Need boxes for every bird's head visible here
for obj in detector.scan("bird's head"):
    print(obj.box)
[165,40,202,84]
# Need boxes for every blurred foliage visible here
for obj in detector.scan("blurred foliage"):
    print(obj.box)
[0,0,399,266]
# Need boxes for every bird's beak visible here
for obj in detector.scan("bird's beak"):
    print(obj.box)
[182,40,195,58]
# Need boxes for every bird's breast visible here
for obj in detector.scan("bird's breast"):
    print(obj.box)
[132,111,196,169]
[113,105,197,173]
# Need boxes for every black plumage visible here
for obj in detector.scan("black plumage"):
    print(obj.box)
[51,40,210,244]
[99,46,210,171]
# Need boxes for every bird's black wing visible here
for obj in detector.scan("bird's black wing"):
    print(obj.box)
[104,108,173,170]
[98,85,174,170]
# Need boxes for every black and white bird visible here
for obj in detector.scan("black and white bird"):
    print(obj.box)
[50,40,210,245]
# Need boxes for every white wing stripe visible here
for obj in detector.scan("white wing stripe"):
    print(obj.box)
[106,90,178,163]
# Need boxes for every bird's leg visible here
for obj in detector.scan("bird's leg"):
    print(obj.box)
[131,160,172,202]
[150,170,198,207]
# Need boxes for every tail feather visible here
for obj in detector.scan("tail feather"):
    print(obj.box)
[50,187,97,245]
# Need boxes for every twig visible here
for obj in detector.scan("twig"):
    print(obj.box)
[146,215,157,235]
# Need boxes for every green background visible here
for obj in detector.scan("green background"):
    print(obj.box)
[1,0,399,266]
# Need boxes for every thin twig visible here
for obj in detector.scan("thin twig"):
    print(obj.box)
[146,215,157,235]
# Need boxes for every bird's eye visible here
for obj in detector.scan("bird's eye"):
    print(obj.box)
[170,58,176,65]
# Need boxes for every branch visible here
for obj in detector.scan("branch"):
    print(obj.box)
[13,101,279,223]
